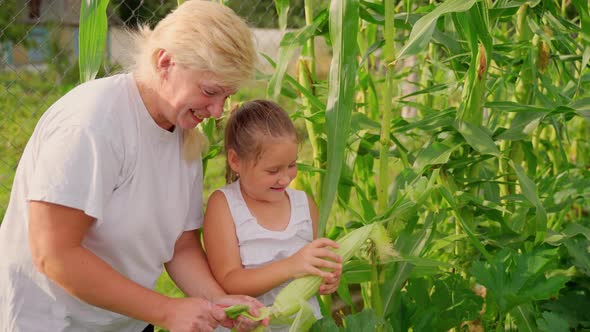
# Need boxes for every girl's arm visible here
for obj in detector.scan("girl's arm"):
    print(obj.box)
[203,191,341,297]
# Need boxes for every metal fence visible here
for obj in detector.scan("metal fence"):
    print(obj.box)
[0,0,300,219]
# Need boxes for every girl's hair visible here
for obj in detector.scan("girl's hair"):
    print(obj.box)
[225,100,299,183]
[128,0,257,88]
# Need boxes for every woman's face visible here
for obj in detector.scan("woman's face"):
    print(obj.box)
[152,52,236,130]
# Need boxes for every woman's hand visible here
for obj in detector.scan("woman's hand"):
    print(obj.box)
[161,297,226,332]
[213,295,269,332]
[289,238,342,280]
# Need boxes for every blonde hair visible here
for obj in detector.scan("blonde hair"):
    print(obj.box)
[224,100,299,183]
[130,0,256,86]
[127,0,258,160]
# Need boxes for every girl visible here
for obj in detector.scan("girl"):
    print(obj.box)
[203,100,343,330]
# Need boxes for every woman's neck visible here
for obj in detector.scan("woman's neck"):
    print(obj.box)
[134,75,174,131]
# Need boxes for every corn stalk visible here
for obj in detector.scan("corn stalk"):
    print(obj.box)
[376,0,396,214]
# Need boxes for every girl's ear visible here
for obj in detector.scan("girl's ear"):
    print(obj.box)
[227,149,241,173]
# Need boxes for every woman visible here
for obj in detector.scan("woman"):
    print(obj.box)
[0,1,264,331]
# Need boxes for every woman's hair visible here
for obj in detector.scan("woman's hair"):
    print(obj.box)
[225,99,299,183]
[126,0,258,162]
[129,0,257,88]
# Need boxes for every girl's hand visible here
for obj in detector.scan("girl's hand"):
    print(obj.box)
[289,238,342,279]
[319,267,341,295]
[213,295,269,332]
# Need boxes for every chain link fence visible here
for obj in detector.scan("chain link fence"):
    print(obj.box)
[0,0,314,219]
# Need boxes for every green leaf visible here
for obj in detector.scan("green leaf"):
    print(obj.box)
[274,0,290,31]
[454,121,501,157]
[397,0,476,60]
[317,0,359,237]
[537,312,570,332]
[511,162,547,243]
[310,317,339,332]
[564,238,590,276]
[382,213,437,316]
[510,304,537,332]
[79,0,110,82]
[342,309,389,332]
[571,97,590,121]
[342,260,373,283]
[495,112,546,141]
[413,135,462,171]
[267,11,328,100]
[351,112,381,131]
[288,300,317,332]
[261,54,326,112]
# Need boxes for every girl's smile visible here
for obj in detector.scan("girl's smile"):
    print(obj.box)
[232,137,299,203]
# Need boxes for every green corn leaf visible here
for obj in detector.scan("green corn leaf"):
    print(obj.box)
[413,135,462,171]
[511,162,547,243]
[288,300,317,332]
[382,212,437,316]
[495,112,545,141]
[317,0,359,237]
[267,11,328,100]
[261,54,326,112]
[79,0,109,83]
[397,0,476,60]
[224,304,251,320]
[454,121,501,157]
[571,97,590,121]
[274,0,290,31]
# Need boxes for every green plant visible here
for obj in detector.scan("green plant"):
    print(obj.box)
[75,0,590,331]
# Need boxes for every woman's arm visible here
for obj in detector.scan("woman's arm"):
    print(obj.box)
[203,191,341,298]
[165,227,267,331]
[164,229,227,300]
[29,201,224,332]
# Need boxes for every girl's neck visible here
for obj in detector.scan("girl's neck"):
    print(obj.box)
[239,184,292,232]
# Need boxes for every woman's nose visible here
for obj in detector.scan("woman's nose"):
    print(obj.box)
[207,97,226,119]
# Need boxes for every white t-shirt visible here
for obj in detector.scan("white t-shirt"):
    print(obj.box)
[216,180,321,332]
[0,73,203,331]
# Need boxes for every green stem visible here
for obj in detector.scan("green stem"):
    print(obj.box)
[377,0,396,213]
[303,0,317,80]
[298,0,324,198]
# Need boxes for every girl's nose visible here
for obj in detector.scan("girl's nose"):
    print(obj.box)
[278,173,291,186]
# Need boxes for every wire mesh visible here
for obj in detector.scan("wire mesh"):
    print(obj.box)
[0,0,299,220]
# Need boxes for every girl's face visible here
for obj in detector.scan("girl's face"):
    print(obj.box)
[151,51,236,130]
[233,137,298,203]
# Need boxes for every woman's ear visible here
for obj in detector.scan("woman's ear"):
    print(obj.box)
[227,149,241,173]
[155,49,173,79]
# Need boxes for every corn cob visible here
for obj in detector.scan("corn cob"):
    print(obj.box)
[269,223,394,320]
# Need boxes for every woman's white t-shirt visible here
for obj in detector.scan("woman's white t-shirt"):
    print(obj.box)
[0,73,203,331]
